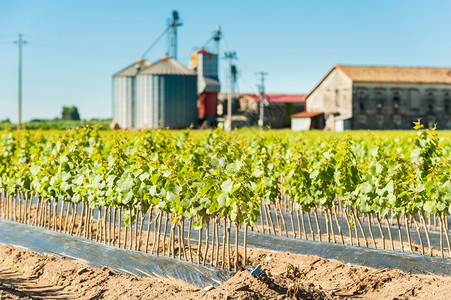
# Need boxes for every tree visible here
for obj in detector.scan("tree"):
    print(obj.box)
[62,106,81,121]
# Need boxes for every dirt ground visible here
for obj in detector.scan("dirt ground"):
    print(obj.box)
[0,243,450,300]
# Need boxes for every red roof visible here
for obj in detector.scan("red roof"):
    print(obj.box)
[291,112,324,118]
[195,48,211,54]
[242,93,306,103]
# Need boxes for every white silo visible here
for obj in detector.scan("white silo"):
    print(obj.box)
[112,58,151,128]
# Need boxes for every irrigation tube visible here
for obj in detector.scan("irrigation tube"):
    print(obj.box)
[0,218,231,288]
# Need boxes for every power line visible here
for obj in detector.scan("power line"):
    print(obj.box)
[141,27,169,59]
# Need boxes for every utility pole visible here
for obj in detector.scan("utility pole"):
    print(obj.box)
[256,72,268,129]
[213,25,221,79]
[14,34,26,131]
[224,51,237,132]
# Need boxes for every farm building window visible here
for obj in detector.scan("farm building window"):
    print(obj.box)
[392,89,401,112]
[444,90,450,113]
[376,114,384,127]
[393,114,402,127]
[375,89,384,110]
[426,90,435,113]
[357,88,367,112]
[409,89,420,109]
[445,116,451,128]
[358,114,367,124]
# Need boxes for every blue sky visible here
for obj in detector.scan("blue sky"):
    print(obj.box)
[1,0,451,122]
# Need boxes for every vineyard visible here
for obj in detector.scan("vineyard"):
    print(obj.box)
[0,123,450,276]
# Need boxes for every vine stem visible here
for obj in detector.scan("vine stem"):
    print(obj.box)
[442,214,451,258]
[227,218,231,271]
[404,213,413,253]
[265,204,276,235]
[151,211,160,254]
[76,201,85,236]
[162,213,169,255]
[367,213,376,249]
[211,218,216,266]
[328,208,336,243]
[300,208,307,240]
[234,224,239,272]
[314,208,322,242]
[274,203,282,236]
[145,207,154,253]
[333,205,344,244]
[413,214,424,255]
[420,210,433,256]
[350,207,360,247]
[128,206,133,249]
[203,220,210,266]
[180,217,187,262]
[155,211,163,256]
[112,207,118,246]
[353,207,368,248]
[306,210,315,241]
[177,219,182,260]
[26,194,32,225]
[439,212,444,258]
[396,214,404,253]
[170,219,176,258]
[197,226,203,264]
[138,208,145,251]
[215,219,220,267]
[243,223,248,266]
[118,208,122,249]
[69,202,77,235]
[324,206,330,243]
[289,205,296,238]
[295,208,302,239]
[222,218,226,268]
[376,212,385,249]
[124,208,128,249]
[188,218,193,263]
[259,201,265,233]
[385,213,395,252]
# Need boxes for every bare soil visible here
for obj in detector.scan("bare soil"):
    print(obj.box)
[1,243,450,300]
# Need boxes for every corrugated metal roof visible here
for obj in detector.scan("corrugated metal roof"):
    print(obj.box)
[242,94,306,103]
[291,111,324,118]
[140,57,196,76]
[114,59,152,77]
[336,65,451,84]
[198,76,220,93]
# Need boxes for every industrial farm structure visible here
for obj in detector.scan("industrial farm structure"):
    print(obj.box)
[191,48,220,124]
[112,11,221,129]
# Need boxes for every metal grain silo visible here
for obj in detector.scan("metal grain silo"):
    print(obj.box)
[112,58,151,128]
[135,57,198,129]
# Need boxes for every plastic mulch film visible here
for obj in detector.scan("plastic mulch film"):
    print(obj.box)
[0,218,232,288]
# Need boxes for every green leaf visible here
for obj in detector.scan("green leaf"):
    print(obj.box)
[221,179,233,194]
[218,193,227,208]
[139,172,150,182]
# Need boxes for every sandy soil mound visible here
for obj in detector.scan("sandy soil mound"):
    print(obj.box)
[0,243,450,299]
